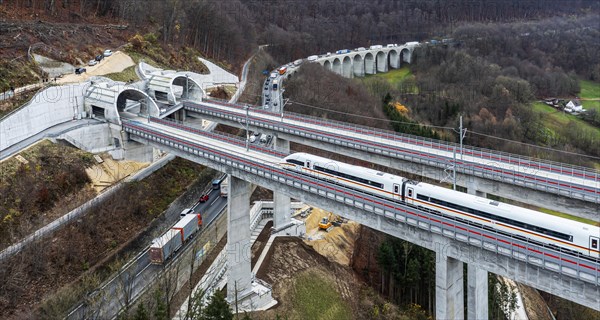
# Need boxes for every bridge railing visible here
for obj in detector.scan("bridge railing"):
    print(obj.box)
[202,98,600,182]
[123,120,600,288]
[149,116,287,158]
[187,100,599,203]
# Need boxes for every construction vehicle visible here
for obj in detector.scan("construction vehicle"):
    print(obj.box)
[318,212,335,232]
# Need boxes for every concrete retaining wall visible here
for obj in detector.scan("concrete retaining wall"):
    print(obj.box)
[0,83,89,151]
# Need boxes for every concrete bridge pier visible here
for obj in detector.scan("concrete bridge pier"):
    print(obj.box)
[272,137,296,234]
[226,174,253,302]
[436,251,465,320]
[468,264,488,319]
[467,180,487,198]
[174,108,187,121]
[120,130,154,162]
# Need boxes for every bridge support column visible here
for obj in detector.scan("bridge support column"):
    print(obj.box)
[174,108,187,122]
[227,174,252,301]
[436,251,464,320]
[467,180,487,198]
[467,264,488,319]
[273,137,293,233]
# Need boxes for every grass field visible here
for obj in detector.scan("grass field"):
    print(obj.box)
[532,102,600,138]
[579,80,600,113]
[538,207,600,226]
[365,67,414,85]
[292,270,352,320]
[104,66,138,82]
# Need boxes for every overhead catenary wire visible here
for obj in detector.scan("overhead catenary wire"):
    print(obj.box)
[238,92,600,161]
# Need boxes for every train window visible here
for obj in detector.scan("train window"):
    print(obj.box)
[394,185,399,193]
[408,189,413,197]
[286,159,304,166]
[426,195,572,242]
[306,161,310,168]
[593,239,598,249]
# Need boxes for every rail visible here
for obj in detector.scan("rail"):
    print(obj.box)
[124,120,600,287]
[150,116,287,158]
[206,98,599,181]
[185,100,600,204]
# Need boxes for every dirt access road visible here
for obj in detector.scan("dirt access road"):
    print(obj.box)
[56,51,134,84]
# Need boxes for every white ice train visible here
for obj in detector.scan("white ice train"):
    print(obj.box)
[280,153,600,259]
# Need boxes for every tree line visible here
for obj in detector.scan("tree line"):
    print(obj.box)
[5,0,599,68]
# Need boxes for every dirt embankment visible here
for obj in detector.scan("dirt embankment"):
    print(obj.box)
[56,51,135,84]
[303,208,359,266]
[252,236,407,320]
[0,157,208,319]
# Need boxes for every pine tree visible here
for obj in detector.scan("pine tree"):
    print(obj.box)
[203,291,233,320]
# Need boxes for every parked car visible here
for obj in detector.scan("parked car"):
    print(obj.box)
[103,49,113,57]
[199,194,210,203]
[75,67,86,75]
[95,54,104,62]
[88,59,98,66]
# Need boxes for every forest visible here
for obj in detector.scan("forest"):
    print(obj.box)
[7,0,596,161]
[4,0,599,68]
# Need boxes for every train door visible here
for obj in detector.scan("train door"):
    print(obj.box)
[393,184,401,201]
[590,236,599,258]
[305,160,312,177]
[406,187,415,205]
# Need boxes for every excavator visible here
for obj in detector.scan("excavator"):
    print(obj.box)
[318,212,343,232]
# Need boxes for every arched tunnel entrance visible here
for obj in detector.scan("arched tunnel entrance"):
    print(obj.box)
[116,89,160,119]
[172,76,203,103]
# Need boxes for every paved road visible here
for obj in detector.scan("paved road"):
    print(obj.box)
[67,188,227,320]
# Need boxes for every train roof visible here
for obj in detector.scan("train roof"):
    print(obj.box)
[284,152,392,178]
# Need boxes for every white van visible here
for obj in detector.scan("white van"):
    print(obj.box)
[259,134,268,143]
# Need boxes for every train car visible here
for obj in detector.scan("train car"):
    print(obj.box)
[280,152,600,258]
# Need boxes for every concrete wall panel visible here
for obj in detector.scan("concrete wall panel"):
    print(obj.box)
[1,83,87,151]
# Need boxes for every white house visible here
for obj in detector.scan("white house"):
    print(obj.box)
[565,100,584,113]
